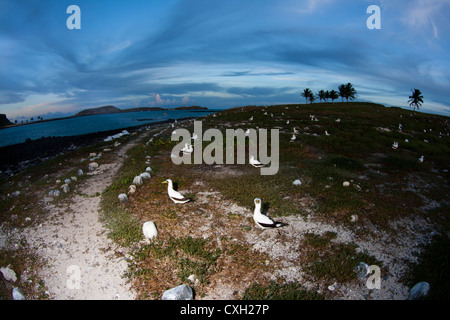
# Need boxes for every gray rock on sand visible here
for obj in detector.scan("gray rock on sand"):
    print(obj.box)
[12,287,25,300]
[48,190,61,197]
[61,184,70,194]
[1,266,17,282]
[162,284,194,300]
[409,282,430,300]
[89,162,99,171]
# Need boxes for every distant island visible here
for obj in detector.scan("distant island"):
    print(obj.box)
[0,114,13,127]
[73,105,207,117]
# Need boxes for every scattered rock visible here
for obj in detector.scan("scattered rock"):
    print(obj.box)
[12,287,25,300]
[77,169,84,176]
[140,172,151,180]
[293,179,302,186]
[145,167,152,173]
[133,176,143,186]
[353,262,370,279]
[409,282,430,300]
[48,190,61,197]
[11,191,20,197]
[61,184,70,194]
[89,153,97,158]
[142,221,158,240]
[343,181,350,187]
[128,185,136,195]
[71,176,77,182]
[88,162,99,170]
[162,284,194,300]
[1,266,17,282]
[64,178,72,184]
[118,193,128,203]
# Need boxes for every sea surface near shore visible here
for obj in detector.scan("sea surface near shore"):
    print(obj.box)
[0,109,217,148]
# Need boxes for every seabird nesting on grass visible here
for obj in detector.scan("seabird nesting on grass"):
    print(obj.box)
[180,143,193,155]
[290,134,296,142]
[253,198,287,229]
[418,155,424,163]
[392,141,398,149]
[162,179,190,204]
[250,155,267,168]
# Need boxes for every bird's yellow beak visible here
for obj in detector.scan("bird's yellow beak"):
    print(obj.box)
[162,181,168,184]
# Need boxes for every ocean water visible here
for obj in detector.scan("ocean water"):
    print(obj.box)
[0,109,217,148]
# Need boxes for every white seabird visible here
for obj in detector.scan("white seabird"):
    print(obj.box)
[250,155,266,168]
[253,198,287,229]
[290,134,296,142]
[418,155,424,163]
[325,131,330,136]
[293,127,299,134]
[162,179,190,204]
[392,141,398,149]
[180,143,193,154]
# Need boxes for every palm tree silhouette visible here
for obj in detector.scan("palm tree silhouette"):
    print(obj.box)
[318,90,326,103]
[408,88,424,111]
[338,84,346,102]
[301,88,313,104]
[344,83,357,102]
[328,90,339,103]
[338,83,357,102]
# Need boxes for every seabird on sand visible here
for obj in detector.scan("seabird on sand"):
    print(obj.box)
[250,155,266,168]
[162,179,190,204]
[253,198,287,229]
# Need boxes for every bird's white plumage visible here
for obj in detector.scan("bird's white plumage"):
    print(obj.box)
[253,198,284,229]
[163,179,190,204]
[181,143,193,154]
[250,155,265,168]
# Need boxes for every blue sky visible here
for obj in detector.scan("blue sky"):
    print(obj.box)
[1,0,449,120]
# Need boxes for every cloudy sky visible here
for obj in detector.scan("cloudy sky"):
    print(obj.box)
[1,0,449,120]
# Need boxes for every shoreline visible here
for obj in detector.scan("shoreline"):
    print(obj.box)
[0,108,213,131]
[0,117,195,178]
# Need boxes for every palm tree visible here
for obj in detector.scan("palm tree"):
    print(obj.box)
[324,90,330,102]
[408,88,424,111]
[318,90,326,103]
[301,88,313,104]
[338,84,346,102]
[345,83,357,102]
[328,90,339,103]
[308,94,316,104]
[338,83,357,102]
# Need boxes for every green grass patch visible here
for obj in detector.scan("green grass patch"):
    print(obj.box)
[242,281,324,300]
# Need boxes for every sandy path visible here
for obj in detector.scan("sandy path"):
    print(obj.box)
[25,138,140,299]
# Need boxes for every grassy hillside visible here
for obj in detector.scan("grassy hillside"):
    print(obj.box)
[99,102,449,299]
[1,102,448,300]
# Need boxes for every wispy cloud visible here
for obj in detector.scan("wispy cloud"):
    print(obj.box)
[402,0,449,40]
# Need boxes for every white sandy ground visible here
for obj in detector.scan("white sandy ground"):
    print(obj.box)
[24,141,138,299]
